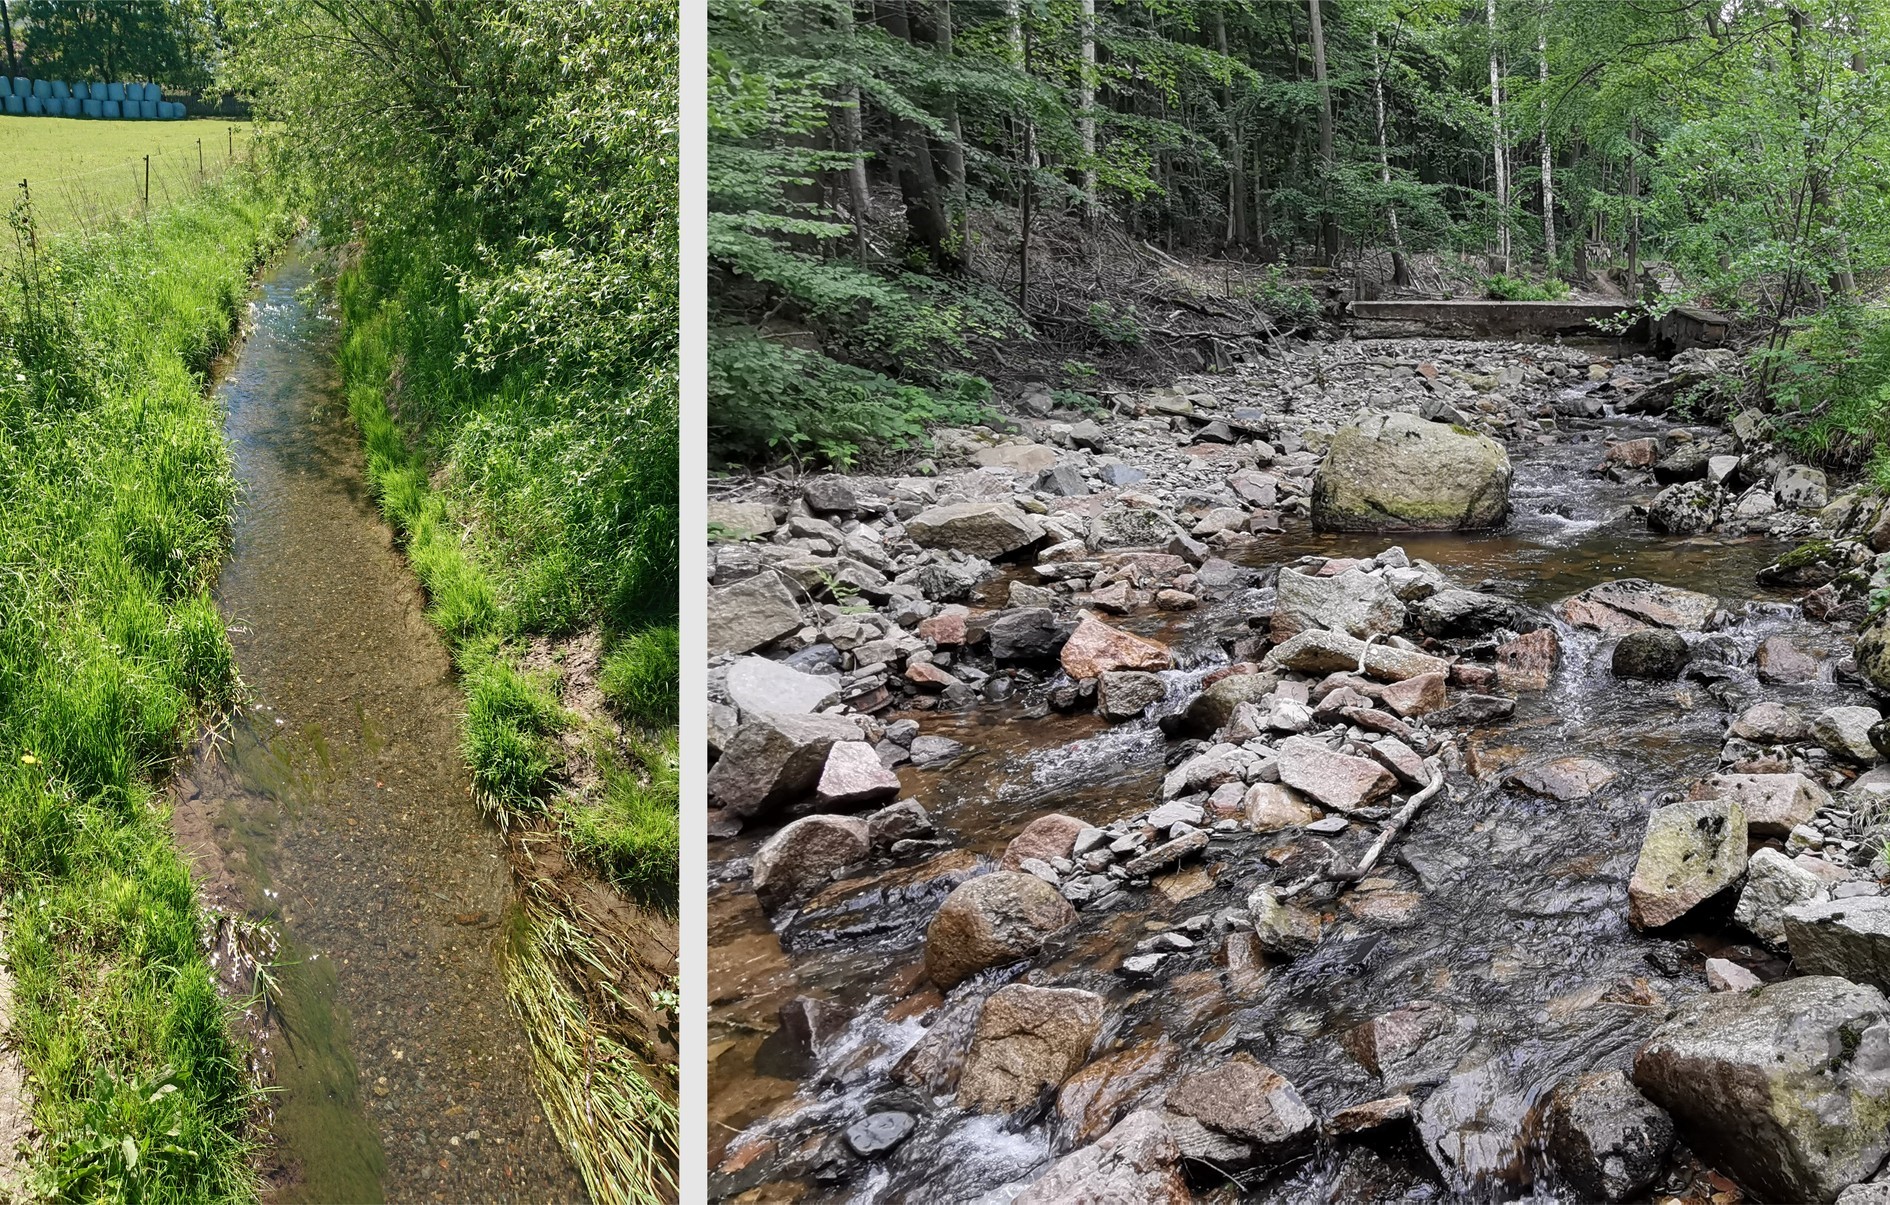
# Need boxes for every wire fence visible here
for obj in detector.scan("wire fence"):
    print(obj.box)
[13,124,258,238]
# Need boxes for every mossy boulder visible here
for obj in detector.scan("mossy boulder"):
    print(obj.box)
[1311,412,1511,532]
[1856,608,1890,694]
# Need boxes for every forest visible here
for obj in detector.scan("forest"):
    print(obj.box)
[709,0,1890,470]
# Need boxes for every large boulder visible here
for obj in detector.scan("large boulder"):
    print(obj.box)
[1706,772,1827,836]
[724,655,839,715]
[1271,568,1406,642]
[1783,896,1890,992]
[924,871,1077,989]
[1813,706,1883,764]
[708,571,804,655]
[751,814,871,911]
[1060,613,1171,680]
[906,502,1045,559]
[706,712,863,818]
[1411,588,1520,637]
[1312,412,1511,531]
[1002,813,1089,870]
[1634,976,1890,1203]
[1627,797,1747,929]
[1174,669,1280,737]
[958,985,1106,1112]
[1856,608,1890,694]
[1541,1070,1674,1203]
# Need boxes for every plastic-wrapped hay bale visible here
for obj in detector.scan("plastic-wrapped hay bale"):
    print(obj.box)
[3,96,19,115]
[145,83,160,102]
[10,77,25,96]
[0,78,10,97]
[61,98,78,117]
[82,98,101,118]
[30,78,47,100]
[138,99,155,119]
[71,81,86,100]
[102,98,119,118]
[24,95,41,115]
[105,81,122,102]
[51,80,67,99]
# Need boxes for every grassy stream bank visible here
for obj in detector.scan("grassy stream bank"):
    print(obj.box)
[0,179,285,1199]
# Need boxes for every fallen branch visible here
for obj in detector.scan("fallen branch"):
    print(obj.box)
[1328,756,1448,883]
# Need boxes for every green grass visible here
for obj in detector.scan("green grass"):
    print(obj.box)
[334,234,678,1203]
[0,116,260,234]
[0,175,286,1199]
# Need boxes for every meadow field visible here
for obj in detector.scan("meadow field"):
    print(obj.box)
[0,116,256,233]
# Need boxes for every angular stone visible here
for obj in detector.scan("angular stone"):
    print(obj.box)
[1735,847,1824,948]
[706,711,864,819]
[1504,757,1617,801]
[1783,896,1890,991]
[1705,957,1762,991]
[1367,738,1430,787]
[1416,1060,1532,1193]
[1249,888,1321,957]
[1166,1053,1316,1158]
[1705,772,1827,837]
[1542,1070,1674,1203]
[1015,1109,1190,1204]
[1776,464,1830,509]
[845,1111,915,1158]
[1123,830,1209,877]
[1557,579,1718,634]
[1729,702,1808,744]
[1271,568,1406,643]
[1611,629,1690,679]
[1340,1000,1453,1076]
[1494,626,1559,691]
[1265,628,1449,683]
[751,814,870,911]
[1242,782,1319,832]
[867,799,933,852]
[815,741,903,809]
[1411,589,1519,637]
[1275,736,1396,812]
[1755,636,1820,684]
[907,502,1045,559]
[1099,670,1167,721]
[1633,976,1890,1204]
[1379,671,1446,718]
[1175,669,1281,737]
[1813,705,1883,764]
[708,571,804,655]
[1327,1095,1413,1136]
[959,984,1106,1112]
[1060,613,1171,680]
[725,655,840,715]
[708,500,777,539]
[1628,797,1748,929]
[925,871,1078,989]
[984,607,1064,661]
[1648,480,1722,534]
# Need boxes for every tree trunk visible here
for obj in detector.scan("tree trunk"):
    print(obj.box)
[1538,7,1556,268]
[1626,119,1640,296]
[1308,0,1338,264]
[1487,0,1509,273]
[1371,30,1410,287]
[836,2,872,267]
[1016,8,1035,308]
[936,0,971,255]
[1079,0,1099,227]
[876,1,959,272]
[0,1,16,80]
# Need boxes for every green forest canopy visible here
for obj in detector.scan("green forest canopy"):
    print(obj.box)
[709,0,1890,469]
[15,0,222,88]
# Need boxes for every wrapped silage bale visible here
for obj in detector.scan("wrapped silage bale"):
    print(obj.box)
[82,98,101,118]
[60,98,78,117]
[102,98,119,118]
[30,79,48,100]
[0,78,10,98]
[105,82,122,102]
[3,96,19,115]
[138,99,155,119]
[51,80,67,100]
[71,81,86,100]
[24,95,40,116]
[10,77,26,96]
[144,83,160,102]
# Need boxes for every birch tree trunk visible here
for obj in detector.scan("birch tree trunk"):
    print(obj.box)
[1371,30,1410,287]
[936,0,970,255]
[836,2,871,267]
[1488,0,1509,272]
[1080,0,1098,228]
[1538,9,1555,268]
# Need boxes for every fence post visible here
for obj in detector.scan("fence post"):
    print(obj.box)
[198,138,203,177]
[143,155,149,211]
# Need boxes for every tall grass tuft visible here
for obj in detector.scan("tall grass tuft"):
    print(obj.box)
[0,176,287,1199]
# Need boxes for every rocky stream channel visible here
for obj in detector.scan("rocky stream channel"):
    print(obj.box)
[707,335,1890,1204]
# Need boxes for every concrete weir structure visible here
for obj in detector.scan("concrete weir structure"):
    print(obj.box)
[1347,298,1730,351]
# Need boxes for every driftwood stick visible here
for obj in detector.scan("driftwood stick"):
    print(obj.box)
[1329,757,1447,883]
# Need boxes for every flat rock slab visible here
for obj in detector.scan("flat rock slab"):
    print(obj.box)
[1505,757,1617,801]
[1265,629,1449,683]
[1275,736,1396,812]
[1556,579,1718,634]
[725,655,840,715]
[1783,895,1890,992]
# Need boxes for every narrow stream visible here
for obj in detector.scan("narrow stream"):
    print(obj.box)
[708,398,1857,1199]
[170,252,585,1201]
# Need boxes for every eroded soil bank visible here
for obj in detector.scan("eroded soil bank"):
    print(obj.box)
[706,336,1890,1202]
[173,252,584,1202]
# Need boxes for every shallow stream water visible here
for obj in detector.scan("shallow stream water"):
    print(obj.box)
[171,252,585,1202]
[708,397,1858,1200]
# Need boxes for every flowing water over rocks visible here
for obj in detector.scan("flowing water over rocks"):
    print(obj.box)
[172,253,584,1202]
[708,337,1890,1202]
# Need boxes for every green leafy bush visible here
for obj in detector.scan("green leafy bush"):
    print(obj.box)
[1485,274,1571,301]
